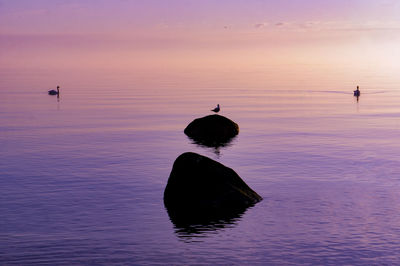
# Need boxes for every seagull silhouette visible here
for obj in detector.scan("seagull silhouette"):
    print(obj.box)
[211,104,220,113]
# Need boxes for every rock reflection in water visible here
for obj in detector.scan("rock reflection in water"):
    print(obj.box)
[165,204,252,239]
[187,135,238,157]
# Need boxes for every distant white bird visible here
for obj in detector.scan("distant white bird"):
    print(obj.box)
[48,86,60,95]
[211,104,220,113]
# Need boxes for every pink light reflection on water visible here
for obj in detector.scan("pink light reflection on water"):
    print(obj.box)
[1,66,400,264]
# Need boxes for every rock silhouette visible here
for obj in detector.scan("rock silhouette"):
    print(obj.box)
[184,114,239,147]
[164,152,262,226]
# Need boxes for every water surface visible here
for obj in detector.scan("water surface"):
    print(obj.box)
[1,67,400,264]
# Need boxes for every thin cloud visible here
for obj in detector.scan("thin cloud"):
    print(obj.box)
[254,23,268,29]
[8,8,49,17]
[254,20,400,32]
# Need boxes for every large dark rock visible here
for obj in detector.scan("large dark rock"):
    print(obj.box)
[164,152,262,225]
[184,115,239,147]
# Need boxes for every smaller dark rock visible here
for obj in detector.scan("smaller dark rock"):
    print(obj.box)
[184,115,239,147]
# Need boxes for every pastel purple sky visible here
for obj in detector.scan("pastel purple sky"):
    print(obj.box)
[2,0,400,34]
[1,0,399,72]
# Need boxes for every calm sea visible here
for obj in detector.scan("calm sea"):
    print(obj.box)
[1,67,400,264]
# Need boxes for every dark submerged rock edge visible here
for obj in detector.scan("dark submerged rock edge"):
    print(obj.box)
[164,152,262,215]
[184,115,239,147]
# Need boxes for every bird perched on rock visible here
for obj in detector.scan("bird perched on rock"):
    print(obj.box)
[211,104,220,113]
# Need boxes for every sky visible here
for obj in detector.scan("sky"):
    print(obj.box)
[0,0,399,86]
[1,0,400,34]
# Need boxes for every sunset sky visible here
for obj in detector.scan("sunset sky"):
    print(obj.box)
[1,0,399,85]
